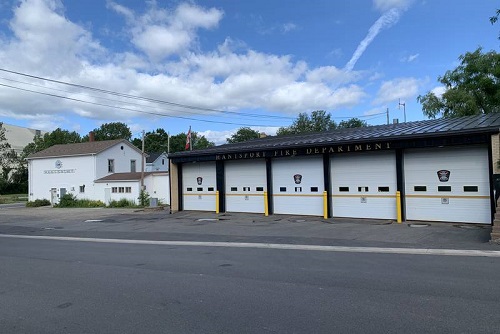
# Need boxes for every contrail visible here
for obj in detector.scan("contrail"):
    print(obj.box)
[345,8,401,72]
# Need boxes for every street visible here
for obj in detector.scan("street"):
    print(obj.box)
[1,236,499,334]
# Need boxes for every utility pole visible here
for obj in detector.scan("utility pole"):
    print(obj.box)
[140,130,145,191]
[398,99,406,123]
[386,107,389,125]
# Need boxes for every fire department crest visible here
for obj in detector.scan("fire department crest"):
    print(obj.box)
[196,177,203,185]
[293,174,302,184]
[437,170,450,182]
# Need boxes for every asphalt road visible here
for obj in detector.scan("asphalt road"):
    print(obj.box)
[1,237,499,334]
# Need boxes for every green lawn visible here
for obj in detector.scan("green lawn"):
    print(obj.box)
[0,194,29,204]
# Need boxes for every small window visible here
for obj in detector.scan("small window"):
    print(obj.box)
[112,187,117,193]
[414,186,427,192]
[295,187,302,192]
[231,187,237,191]
[243,187,250,191]
[208,187,214,191]
[162,159,165,165]
[438,186,451,192]
[280,187,287,192]
[125,187,132,193]
[197,187,203,191]
[256,187,264,191]
[378,186,389,192]
[130,160,136,173]
[311,187,318,192]
[464,186,478,192]
[108,159,114,173]
[79,185,85,193]
[119,187,125,193]
[358,186,369,192]
[187,187,193,191]
[339,187,349,192]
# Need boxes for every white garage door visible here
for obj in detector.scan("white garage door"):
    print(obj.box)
[331,151,397,219]
[183,162,216,211]
[225,160,266,213]
[405,146,491,224]
[272,156,324,216]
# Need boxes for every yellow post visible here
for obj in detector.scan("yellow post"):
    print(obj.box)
[396,191,402,223]
[264,191,269,216]
[215,190,219,214]
[323,191,328,219]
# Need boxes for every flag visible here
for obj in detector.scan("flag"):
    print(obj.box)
[185,126,191,150]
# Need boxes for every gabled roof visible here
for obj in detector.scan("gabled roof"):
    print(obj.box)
[27,139,140,159]
[94,171,168,182]
[146,152,167,163]
[169,113,500,158]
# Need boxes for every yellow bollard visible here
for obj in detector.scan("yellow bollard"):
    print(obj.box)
[396,191,402,223]
[264,191,269,216]
[323,191,328,219]
[215,190,219,214]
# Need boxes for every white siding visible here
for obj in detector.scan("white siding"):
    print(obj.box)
[29,155,97,202]
[144,173,170,205]
[95,143,143,179]
[405,146,491,224]
[94,181,140,204]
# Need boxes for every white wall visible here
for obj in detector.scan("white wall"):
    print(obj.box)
[28,155,96,202]
[94,181,141,204]
[95,143,143,179]
[144,173,170,204]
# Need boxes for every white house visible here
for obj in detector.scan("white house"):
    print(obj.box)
[145,152,169,172]
[27,138,169,205]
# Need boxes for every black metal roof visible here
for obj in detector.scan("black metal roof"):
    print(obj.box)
[169,113,500,159]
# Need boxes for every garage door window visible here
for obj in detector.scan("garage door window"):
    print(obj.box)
[414,186,427,192]
[295,187,302,192]
[208,187,214,191]
[231,187,237,191]
[464,186,478,192]
[197,187,203,191]
[438,186,451,192]
[187,187,193,191]
[280,187,286,192]
[358,186,369,192]
[378,186,390,192]
[256,187,264,191]
[311,187,318,192]
[339,187,349,192]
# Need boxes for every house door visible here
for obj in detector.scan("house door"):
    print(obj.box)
[104,188,111,205]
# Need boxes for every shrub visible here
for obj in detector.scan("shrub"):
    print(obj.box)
[138,190,150,207]
[56,193,77,207]
[26,199,51,207]
[75,199,105,208]
[54,194,105,208]
[108,198,136,208]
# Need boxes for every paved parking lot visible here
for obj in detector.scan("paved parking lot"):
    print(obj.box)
[0,206,496,250]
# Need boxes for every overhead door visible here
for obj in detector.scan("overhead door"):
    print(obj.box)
[405,146,491,224]
[182,162,216,211]
[225,160,266,213]
[331,151,397,219]
[272,156,324,216]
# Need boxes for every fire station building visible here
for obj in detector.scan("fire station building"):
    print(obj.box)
[168,114,500,224]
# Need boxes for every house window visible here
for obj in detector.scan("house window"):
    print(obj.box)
[79,185,85,193]
[130,160,136,172]
[125,187,132,193]
[112,187,118,193]
[108,159,114,173]
[119,187,125,193]
[162,159,165,165]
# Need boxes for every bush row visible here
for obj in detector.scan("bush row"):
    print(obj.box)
[26,192,158,208]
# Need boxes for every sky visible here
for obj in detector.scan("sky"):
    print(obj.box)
[0,0,498,145]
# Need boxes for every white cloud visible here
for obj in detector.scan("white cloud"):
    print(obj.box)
[344,8,401,72]
[374,0,414,12]
[281,22,297,33]
[401,53,419,62]
[431,86,446,98]
[373,77,420,104]
[199,126,279,146]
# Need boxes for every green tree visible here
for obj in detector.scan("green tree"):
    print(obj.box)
[277,110,337,136]
[131,128,170,153]
[22,128,81,156]
[490,9,500,39]
[83,122,132,141]
[168,132,215,153]
[226,127,260,144]
[338,118,368,129]
[417,48,500,118]
[0,123,16,182]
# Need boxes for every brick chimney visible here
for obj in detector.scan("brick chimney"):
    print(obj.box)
[89,131,95,142]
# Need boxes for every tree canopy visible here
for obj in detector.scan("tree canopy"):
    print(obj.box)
[83,122,132,141]
[417,48,500,118]
[22,128,82,157]
[277,110,367,136]
[168,132,215,153]
[131,128,170,153]
[226,127,260,144]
